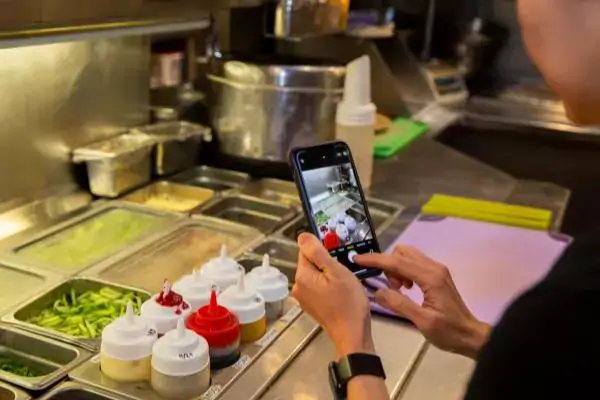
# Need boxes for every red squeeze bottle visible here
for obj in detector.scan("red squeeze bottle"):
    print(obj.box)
[186,290,241,369]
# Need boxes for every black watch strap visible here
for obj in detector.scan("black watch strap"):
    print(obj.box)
[329,353,386,399]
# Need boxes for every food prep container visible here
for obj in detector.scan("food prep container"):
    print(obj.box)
[0,265,60,315]
[169,166,250,192]
[121,181,215,213]
[241,178,301,208]
[0,202,179,276]
[3,278,151,351]
[37,381,125,400]
[83,217,262,293]
[277,197,405,241]
[0,381,30,400]
[0,324,92,391]
[248,238,299,266]
[69,297,303,400]
[194,194,297,234]
[72,134,156,198]
[131,121,211,176]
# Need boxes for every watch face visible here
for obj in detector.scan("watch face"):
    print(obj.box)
[328,361,346,399]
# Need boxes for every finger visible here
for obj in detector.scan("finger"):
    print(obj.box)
[298,233,339,273]
[295,251,320,285]
[374,288,425,325]
[387,275,404,290]
[354,253,421,284]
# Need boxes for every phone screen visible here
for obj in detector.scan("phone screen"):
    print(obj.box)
[292,142,380,278]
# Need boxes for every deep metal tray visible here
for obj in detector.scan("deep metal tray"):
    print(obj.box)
[194,194,297,234]
[0,264,61,316]
[82,217,264,293]
[0,202,181,276]
[277,197,405,241]
[247,238,299,266]
[241,178,301,208]
[0,324,92,391]
[2,278,151,351]
[37,381,125,400]
[0,381,30,400]
[121,181,215,214]
[69,297,304,400]
[169,166,251,193]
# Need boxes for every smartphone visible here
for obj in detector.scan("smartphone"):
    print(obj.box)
[289,141,381,279]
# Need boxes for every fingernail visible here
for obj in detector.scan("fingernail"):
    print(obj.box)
[297,233,310,245]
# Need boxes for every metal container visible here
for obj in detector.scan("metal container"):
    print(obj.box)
[274,0,349,38]
[83,218,263,293]
[72,134,155,198]
[207,59,345,162]
[132,121,211,176]
[0,202,179,276]
[195,194,297,233]
[37,382,124,400]
[169,166,251,192]
[248,238,299,266]
[3,278,151,351]
[0,324,92,391]
[277,197,404,241]
[0,381,30,400]
[241,178,301,208]
[122,181,215,214]
[0,265,59,316]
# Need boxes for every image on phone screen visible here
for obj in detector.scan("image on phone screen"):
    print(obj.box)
[293,144,380,278]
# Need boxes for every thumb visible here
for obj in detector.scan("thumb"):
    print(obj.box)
[375,288,425,325]
[298,232,338,272]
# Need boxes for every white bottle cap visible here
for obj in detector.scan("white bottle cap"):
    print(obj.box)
[246,255,289,303]
[140,283,193,335]
[101,302,158,361]
[173,270,218,311]
[200,244,244,290]
[218,271,265,324]
[336,55,377,127]
[152,319,210,376]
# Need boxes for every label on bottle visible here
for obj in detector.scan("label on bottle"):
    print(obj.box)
[178,352,194,360]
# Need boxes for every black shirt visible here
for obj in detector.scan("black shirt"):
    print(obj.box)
[465,233,600,399]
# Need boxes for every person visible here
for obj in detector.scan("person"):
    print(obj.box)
[292,1,600,398]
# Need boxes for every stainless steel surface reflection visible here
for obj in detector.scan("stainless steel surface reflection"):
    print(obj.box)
[0,381,30,400]
[274,0,347,38]
[37,381,125,400]
[258,317,426,399]
[208,60,345,161]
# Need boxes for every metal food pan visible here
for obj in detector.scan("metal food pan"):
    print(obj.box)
[0,381,30,400]
[2,278,151,351]
[0,202,180,276]
[121,181,215,214]
[247,238,299,266]
[169,166,251,192]
[194,194,297,234]
[69,297,304,400]
[0,265,60,316]
[237,255,297,285]
[37,382,125,400]
[0,324,92,391]
[277,197,405,241]
[241,178,301,208]
[82,217,264,293]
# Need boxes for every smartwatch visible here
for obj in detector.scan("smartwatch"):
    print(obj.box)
[328,353,386,399]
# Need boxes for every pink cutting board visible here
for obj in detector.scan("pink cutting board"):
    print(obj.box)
[384,216,571,325]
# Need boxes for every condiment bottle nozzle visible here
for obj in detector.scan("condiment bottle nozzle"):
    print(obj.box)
[125,301,135,325]
[208,289,218,316]
[237,270,245,292]
[176,318,185,339]
[262,254,269,268]
[220,244,228,260]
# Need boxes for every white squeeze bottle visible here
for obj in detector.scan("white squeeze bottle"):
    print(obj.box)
[336,55,376,189]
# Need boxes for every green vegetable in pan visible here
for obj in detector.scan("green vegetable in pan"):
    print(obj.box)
[27,287,146,339]
[0,356,43,377]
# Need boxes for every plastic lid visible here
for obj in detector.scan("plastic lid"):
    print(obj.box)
[101,302,158,360]
[152,319,210,376]
[200,245,244,290]
[186,290,240,348]
[246,255,289,303]
[140,280,192,334]
[336,55,376,127]
[218,271,265,324]
[173,270,217,311]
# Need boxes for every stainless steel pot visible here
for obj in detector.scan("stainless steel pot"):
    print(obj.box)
[208,59,345,162]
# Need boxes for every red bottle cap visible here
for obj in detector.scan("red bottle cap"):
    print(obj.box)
[186,289,240,348]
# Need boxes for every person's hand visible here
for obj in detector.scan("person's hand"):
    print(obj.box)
[355,246,491,359]
[293,233,375,359]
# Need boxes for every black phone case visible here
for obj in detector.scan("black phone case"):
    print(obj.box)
[288,141,382,280]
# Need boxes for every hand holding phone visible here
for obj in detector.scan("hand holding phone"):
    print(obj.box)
[289,142,381,279]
